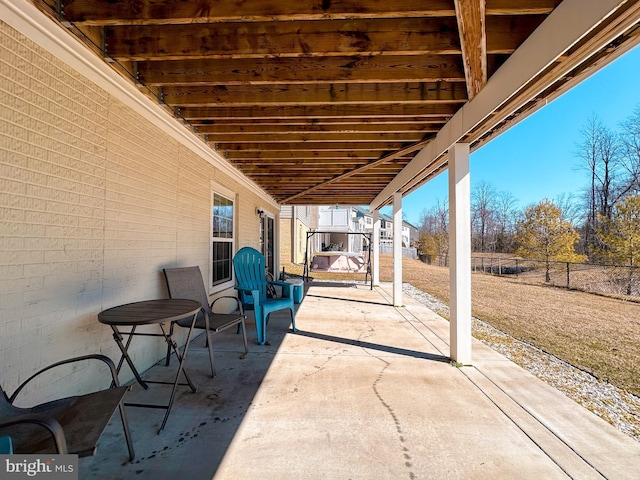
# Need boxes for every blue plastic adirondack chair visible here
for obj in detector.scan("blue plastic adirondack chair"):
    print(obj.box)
[233,247,296,345]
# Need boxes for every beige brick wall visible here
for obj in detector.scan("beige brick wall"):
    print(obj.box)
[280,218,293,263]
[296,219,311,264]
[0,21,268,403]
[278,217,311,265]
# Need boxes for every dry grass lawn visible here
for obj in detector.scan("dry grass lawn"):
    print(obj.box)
[284,255,640,397]
[386,255,640,398]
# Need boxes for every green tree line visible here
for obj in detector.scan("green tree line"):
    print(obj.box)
[417,105,640,269]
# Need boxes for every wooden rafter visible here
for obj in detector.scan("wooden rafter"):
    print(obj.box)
[106,18,461,60]
[159,83,468,107]
[136,56,466,86]
[216,141,410,152]
[194,123,438,135]
[281,140,431,204]
[60,0,457,25]
[178,104,460,120]
[59,0,560,25]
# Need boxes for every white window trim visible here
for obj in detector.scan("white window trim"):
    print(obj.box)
[209,183,237,294]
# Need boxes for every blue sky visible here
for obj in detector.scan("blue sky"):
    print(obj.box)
[394,45,640,226]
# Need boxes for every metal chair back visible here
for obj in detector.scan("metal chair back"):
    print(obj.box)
[163,266,248,377]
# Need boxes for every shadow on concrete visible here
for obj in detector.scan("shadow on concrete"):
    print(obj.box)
[295,330,450,362]
[304,293,392,307]
[80,309,296,479]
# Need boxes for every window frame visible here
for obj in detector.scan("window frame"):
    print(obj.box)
[209,184,236,294]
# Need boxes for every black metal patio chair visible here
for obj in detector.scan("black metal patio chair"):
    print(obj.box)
[0,354,134,460]
[163,266,248,377]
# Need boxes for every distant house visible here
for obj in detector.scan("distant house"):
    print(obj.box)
[357,208,418,248]
[312,206,366,253]
[405,221,420,248]
[282,206,418,261]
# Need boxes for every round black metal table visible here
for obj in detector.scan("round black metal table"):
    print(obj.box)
[98,298,201,432]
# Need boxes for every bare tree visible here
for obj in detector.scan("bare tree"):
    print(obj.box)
[554,192,582,225]
[575,114,622,257]
[575,114,600,249]
[471,181,497,253]
[596,124,621,220]
[553,192,585,253]
[494,190,519,252]
[619,104,640,196]
[418,199,449,261]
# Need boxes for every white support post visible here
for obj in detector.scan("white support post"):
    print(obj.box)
[393,192,403,307]
[372,209,380,286]
[448,143,472,365]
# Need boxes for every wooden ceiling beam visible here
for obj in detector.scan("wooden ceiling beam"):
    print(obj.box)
[60,0,457,25]
[225,151,392,160]
[178,104,460,120]
[487,0,561,15]
[289,200,374,204]
[216,141,411,152]
[260,186,394,193]
[232,162,411,170]
[137,55,466,86]
[191,117,451,126]
[454,0,488,99]
[243,171,386,179]
[231,161,374,167]
[281,140,429,203]
[486,15,547,54]
[286,200,376,205]
[254,183,393,189]
[231,158,373,165]
[246,176,336,183]
[233,157,411,164]
[291,190,385,194]
[106,18,460,60]
[244,169,402,177]
[107,16,543,62]
[196,123,439,134]
[161,83,468,107]
[207,132,424,143]
[59,0,559,25]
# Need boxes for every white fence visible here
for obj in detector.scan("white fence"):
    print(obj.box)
[378,245,417,259]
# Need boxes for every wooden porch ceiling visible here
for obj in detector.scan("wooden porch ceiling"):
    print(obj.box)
[32,0,639,205]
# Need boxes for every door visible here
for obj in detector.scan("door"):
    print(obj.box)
[260,215,275,277]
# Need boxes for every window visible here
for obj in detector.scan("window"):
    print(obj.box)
[210,187,235,291]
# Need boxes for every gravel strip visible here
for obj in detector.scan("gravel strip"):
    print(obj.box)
[403,283,640,443]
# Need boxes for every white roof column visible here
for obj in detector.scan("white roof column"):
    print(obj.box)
[448,143,472,364]
[393,192,403,307]
[372,209,380,286]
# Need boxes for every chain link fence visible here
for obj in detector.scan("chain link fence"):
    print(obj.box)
[419,254,640,300]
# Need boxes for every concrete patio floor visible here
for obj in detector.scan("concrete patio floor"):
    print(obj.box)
[82,282,640,479]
